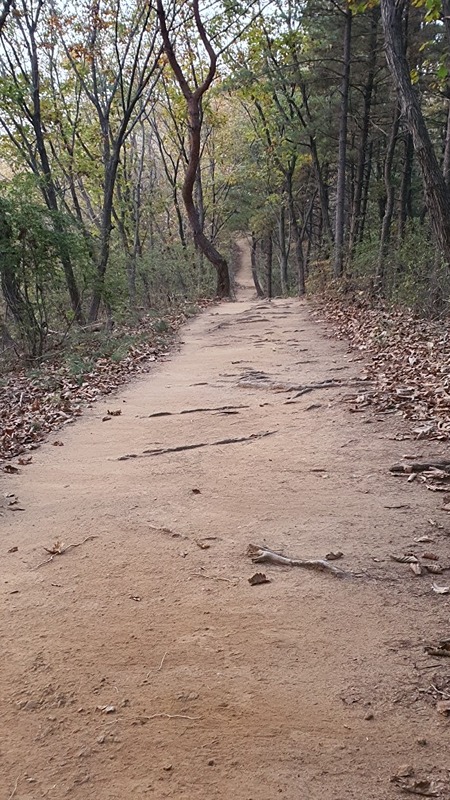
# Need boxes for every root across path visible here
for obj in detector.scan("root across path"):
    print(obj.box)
[1,239,450,799]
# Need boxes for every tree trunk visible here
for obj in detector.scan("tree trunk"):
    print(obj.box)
[250,234,265,297]
[88,155,120,322]
[287,174,306,296]
[266,234,273,299]
[333,8,352,278]
[380,0,450,269]
[376,104,400,288]
[399,132,413,239]
[359,140,373,244]
[279,206,289,293]
[348,7,378,254]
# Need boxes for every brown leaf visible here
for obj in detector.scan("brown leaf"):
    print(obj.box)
[17,456,32,466]
[3,464,19,474]
[248,572,271,586]
[107,409,121,416]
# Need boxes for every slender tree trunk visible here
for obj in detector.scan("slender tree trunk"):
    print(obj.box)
[349,7,378,254]
[359,140,373,244]
[286,174,306,296]
[279,206,289,293]
[399,132,413,239]
[443,102,450,189]
[250,234,265,297]
[266,234,273,299]
[334,8,352,278]
[89,154,120,322]
[377,104,400,288]
[380,0,450,269]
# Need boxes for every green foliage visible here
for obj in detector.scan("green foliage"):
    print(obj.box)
[0,177,90,359]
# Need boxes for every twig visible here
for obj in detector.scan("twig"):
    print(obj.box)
[191,572,235,583]
[156,651,167,672]
[32,535,98,569]
[8,777,19,800]
[247,544,349,578]
[118,431,277,460]
[146,713,200,721]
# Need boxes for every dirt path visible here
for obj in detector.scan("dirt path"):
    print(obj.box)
[2,240,450,799]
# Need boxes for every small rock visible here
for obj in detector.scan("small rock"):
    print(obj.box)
[364,711,374,721]
[163,764,173,772]
[417,738,427,746]
[97,735,106,744]
[207,759,215,767]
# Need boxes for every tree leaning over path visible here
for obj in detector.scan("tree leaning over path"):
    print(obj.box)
[156,0,231,298]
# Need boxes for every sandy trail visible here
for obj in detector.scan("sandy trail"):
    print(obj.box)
[1,240,450,799]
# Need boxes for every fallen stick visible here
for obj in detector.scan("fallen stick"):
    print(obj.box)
[148,405,249,418]
[390,460,450,474]
[32,535,98,569]
[247,544,348,578]
[118,430,277,460]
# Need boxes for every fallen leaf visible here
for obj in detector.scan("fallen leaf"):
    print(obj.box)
[130,595,142,602]
[325,551,343,561]
[107,409,121,416]
[431,582,450,595]
[52,441,64,446]
[192,488,201,495]
[422,552,439,560]
[102,416,111,422]
[390,554,419,563]
[424,564,443,574]
[410,562,423,576]
[248,572,271,586]
[17,456,32,466]
[3,465,19,474]
[8,546,18,553]
[414,536,434,543]
[194,539,210,550]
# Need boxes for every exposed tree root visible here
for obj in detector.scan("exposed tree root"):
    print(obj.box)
[118,430,277,460]
[148,405,249,418]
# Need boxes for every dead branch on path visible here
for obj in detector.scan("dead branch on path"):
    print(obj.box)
[32,535,98,569]
[148,405,249,417]
[390,460,450,474]
[247,544,349,577]
[118,430,277,460]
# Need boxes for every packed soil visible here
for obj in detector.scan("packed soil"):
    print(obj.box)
[1,240,450,800]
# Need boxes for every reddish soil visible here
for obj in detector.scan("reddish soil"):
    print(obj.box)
[1,240,450,799]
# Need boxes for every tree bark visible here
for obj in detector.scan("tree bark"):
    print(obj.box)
[333,8,352,278]
[380,0,450,269]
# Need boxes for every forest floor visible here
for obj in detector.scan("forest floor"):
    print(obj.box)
[1,240,450,800]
